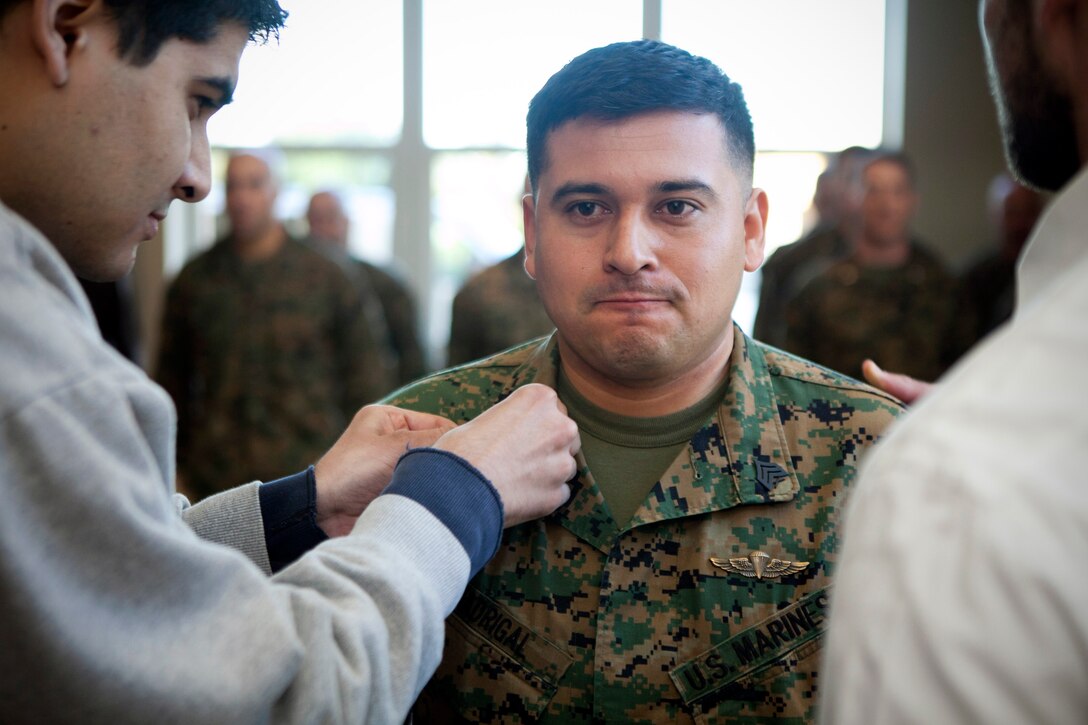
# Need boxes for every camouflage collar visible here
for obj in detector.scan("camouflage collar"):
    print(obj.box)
[503,326,799,547]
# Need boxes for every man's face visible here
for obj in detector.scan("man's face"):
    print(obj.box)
[859,160,916,246]
[225,154,278,240]
[981,0,1080,191]
[525,111,766,388]
[31,20,247,281]
[306,193,349,247]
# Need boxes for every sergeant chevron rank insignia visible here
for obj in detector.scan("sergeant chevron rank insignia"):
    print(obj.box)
[710,550,809,580]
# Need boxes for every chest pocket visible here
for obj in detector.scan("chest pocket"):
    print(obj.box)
[670,587,831,724]
[414,589,574,723]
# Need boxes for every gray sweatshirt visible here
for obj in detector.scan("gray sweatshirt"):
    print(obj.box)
[0,201,503,724]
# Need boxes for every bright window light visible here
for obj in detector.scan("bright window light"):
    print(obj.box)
[423,0,641,149]
[208,2,403,147]
[663,0,886,151]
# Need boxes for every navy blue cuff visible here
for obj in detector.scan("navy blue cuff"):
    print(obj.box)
[385,448,504,577]
[259,467,329,573]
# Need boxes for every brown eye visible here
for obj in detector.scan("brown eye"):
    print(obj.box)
[575,202,598,216]
[664,200,689,215]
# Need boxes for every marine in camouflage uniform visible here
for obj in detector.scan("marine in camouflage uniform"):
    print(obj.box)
[307,236,426,388]
[448,248,555,366]
[753,226,849,348]
[782,242,961,382]
[358,260,427,385]
[388,326,902,723]
[394,40,904,722]
[753,147,872,349]
[304,190,427,385]
[157,234,392,500]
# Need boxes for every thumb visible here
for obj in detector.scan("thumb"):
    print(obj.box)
[861,358,887,388]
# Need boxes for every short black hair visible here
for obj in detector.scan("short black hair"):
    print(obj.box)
[526,39,755,194]
[0,0,288,66]
[862,150,918,189]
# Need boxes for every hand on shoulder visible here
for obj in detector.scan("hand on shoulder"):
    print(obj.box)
[862,359,934,405]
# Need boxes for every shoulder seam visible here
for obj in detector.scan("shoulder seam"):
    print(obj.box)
[772,371,905,408]
[757,344,906,408]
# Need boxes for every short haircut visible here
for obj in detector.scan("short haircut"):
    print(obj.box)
[526,39,755,194]
[861,150,918,188]
[0,0,288,66]
[228,148,287,188]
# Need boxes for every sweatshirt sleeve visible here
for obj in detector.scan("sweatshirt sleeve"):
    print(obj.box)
[0,368,501,724]
[180,469,329,576]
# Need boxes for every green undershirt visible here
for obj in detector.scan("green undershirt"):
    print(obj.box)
[557,369,730,527]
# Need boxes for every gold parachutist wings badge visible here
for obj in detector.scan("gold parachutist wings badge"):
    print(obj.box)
[710,550,809,580]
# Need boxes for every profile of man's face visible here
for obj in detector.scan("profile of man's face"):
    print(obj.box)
[982,0,1080,191]
[2,8,246,281]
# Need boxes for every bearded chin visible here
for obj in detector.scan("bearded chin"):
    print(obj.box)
[994,43,1081,194]
[1003,100,1080,193]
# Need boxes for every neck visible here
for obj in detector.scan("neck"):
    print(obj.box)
[557,326,734,417]
[233,222,285,261]
[854,232,910,268]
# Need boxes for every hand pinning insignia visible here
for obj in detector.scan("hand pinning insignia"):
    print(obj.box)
[710,550,809,580]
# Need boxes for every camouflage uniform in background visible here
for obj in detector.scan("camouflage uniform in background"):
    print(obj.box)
[753,226,851,349]
[782,242,962,382]
[157,236,393,501]
[358,260,427,385]
[306,238,427,387]
[448,249,555,366]
[388,325,903,723]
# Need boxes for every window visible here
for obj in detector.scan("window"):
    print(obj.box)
[162,0,895,366]
[422,0,641,149]
[210,2,403,146]
[663,0,886,152]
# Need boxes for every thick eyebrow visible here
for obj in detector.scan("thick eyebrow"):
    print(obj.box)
[199,77,236,108]
[548,179,719,206]
[656,179,717,199]
[550,182,612,205]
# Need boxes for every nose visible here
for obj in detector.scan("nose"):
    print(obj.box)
[173,131,212,204]
[604,210,657,275]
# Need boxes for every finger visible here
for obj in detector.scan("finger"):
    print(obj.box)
[402,427,449,449]
[861,358,885,388]
[862,360,929,404]
[519,382,556,405]
[568,427,582,456]
[381,406,458,433]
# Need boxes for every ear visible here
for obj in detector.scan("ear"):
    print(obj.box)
[522,192,538,279]
[31,0,98,87]
[742,188,769,273]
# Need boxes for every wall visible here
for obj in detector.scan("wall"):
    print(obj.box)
[902,0,1008,268]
